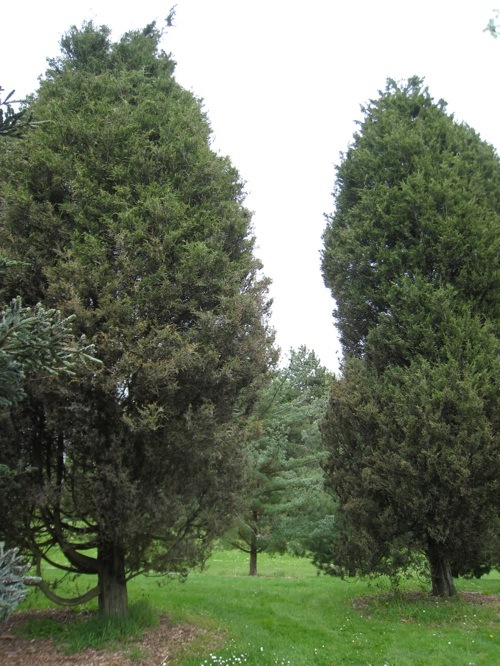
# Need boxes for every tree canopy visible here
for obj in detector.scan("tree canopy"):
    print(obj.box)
[320,78,500,596]
[322,77,499,356]
[0,93,94,408]
[0,21,275,616]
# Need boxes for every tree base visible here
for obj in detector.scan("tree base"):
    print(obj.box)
[427,542,456,597]
[98,547,129,617]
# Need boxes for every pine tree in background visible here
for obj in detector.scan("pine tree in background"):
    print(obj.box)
[0,21,275,616]
[320,78,500,596]
[230,347,333,576]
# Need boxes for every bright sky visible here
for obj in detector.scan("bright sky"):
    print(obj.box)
[2,1,499,371]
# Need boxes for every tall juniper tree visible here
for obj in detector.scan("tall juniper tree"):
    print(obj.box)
[320,77,500,596]
[0,22,275,615]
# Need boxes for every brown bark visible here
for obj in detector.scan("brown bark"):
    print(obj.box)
[248,510,259,576]
[98,544,128,616]
[249,538,258,577]
[426,539,456,597]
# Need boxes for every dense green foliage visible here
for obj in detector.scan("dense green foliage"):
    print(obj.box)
[322,77,499,356]
[0,22,274,615]
[0,259,97,407]
[228,347,333,574]
[0,91,93,408]
[0,541,39,621]
[320,78,500,595]
[0,88,29,138]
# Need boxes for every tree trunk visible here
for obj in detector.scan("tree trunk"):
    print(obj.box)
[98,544,128,616]
[426,540,456,597]
[248,510,259,576]
[249,535,258,576]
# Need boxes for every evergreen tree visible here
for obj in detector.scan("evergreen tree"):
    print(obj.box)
[320,78,500,596]
[0,22,274,615]
[230,347,333,575]
[0,88,30,138]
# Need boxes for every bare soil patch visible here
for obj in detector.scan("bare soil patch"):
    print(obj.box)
[351,589,500,612]
[0,609,212,665]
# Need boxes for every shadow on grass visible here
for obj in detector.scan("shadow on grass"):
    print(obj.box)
[15,599,157,653]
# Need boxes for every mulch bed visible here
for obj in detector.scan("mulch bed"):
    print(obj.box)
[0,608,210,665]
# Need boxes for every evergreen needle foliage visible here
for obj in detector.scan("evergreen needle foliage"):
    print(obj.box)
[0,21,275,616]
[320,77,500,596]
[229,347,333,575]
[0,541,39,621]
[0,273,98,407]
[0,88,30,138]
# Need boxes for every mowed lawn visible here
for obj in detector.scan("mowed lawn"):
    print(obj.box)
[21,549,499,665]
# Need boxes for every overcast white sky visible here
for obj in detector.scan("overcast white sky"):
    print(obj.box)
[2,1,499,371]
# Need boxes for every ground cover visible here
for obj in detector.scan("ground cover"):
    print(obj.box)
[2,549,498,665]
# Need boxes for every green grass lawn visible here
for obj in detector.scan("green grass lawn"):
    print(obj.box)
[20,549,499,665]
